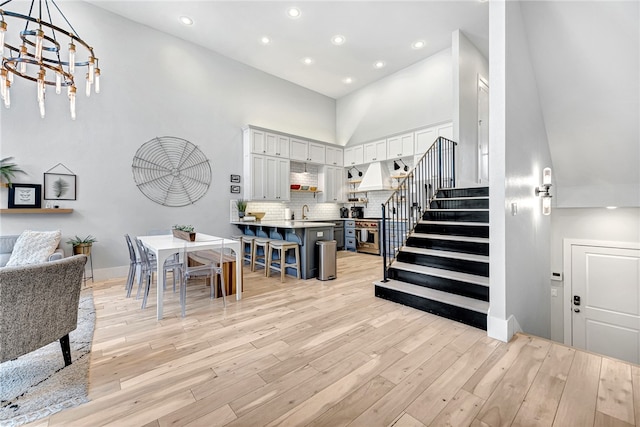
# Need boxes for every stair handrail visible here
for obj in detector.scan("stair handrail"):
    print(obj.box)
[381,136,457,281]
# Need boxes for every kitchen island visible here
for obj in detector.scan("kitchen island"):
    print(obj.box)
[231,220,335,279]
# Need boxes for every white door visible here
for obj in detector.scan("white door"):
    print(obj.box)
[571,243,640,364]
[477,77,489,184]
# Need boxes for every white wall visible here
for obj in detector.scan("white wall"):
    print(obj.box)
[488,0,554,341]
[336,49,453,146]
[452,30,489,187]
[549,207,640,342]
[0,2,335,279]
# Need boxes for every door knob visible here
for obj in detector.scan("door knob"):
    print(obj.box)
[574,308,580,313]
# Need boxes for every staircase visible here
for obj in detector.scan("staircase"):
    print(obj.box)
[376,187,489,330]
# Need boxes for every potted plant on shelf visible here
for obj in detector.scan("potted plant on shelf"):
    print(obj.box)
[172,224,196,241]
[67,235,98,256]
[0,157,26,188]
[236,199,247,219]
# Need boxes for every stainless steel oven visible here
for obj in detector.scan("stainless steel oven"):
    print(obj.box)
[355,219,380,255]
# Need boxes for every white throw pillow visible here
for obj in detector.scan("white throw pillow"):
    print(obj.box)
[5,230,62,267]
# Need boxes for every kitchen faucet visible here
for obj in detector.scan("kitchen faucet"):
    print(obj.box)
[302,204,309,220]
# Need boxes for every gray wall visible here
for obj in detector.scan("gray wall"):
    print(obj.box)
[0,3,336,279]
[453,30,489,188]
[336,48,453,146]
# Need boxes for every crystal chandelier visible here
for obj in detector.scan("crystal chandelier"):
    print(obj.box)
[0,0,100,120]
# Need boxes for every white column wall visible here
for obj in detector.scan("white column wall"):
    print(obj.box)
[0,3,335,279]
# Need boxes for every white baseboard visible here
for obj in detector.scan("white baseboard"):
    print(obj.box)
[93,265,128,282]
[487,314,521,342]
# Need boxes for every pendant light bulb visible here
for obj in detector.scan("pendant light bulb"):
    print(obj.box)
[39,99,45,118]
[19,45,27,74]
[68,42,76,74]
[0,21,6,51]
[69,85,76,120]
[4,81,10,108]
[85,72,91,97]
[55,69,62,94]
[0,69,6,100]
[94,68,100,93]
[88,57,95,83]
[35,28,44,61]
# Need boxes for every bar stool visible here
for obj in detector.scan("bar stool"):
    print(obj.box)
[239,235,256,267]
[267,240,301,282]
[252,237,271,274]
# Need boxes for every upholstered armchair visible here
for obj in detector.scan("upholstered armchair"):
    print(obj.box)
[0,255,87,366]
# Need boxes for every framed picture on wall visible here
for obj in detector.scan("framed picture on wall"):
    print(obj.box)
[8,184,42,209]
[44,172,77,200]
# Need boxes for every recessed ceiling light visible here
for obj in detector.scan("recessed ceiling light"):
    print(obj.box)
[287,7,301,18]
[343,77,353,84]
[179,16,194,26]
[260,36,271,45]
[606,206,618,210]
[331,35,346,46]
[374,61,386,69]
[302,57,314,65]
[412,40,426,50]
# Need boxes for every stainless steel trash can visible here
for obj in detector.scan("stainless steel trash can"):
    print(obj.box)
[317,240,337,280]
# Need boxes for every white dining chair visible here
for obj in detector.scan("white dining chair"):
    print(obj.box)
[134,237,183,310]
[179,238,227,317]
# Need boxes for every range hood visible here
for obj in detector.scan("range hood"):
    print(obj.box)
[357,162,393,192]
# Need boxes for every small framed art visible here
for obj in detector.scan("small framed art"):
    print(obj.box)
[44,172,77,200]
[8,184,42,209]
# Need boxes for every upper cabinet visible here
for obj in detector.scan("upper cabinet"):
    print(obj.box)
[363,139,387,163]
[290,138,326,164]
[325,146,344,167]
[247,128,289,157]
[344,145,364,166]
[414,122,454,154]
[387,132,414,159]
[320,166,346,203]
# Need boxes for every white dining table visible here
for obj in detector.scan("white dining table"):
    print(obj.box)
[138,233,242,320]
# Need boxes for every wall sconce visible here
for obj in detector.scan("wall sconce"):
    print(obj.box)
[347,167,362,179]
[393,159,409,172]
[535,167,552,215]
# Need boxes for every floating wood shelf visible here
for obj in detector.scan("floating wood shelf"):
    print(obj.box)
[0,208,74,214]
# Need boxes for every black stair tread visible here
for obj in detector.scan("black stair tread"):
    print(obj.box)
[419,220,489,227]
[390,261,489,287]
[411,233,489,244]
[400,246,489,263]
[427,208,489,212]
[431,196,489,201]
[375,279,489,314]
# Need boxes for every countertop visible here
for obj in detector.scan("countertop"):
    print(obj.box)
[231,220,337,229]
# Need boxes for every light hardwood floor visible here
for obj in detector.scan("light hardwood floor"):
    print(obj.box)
[28,252,639,427]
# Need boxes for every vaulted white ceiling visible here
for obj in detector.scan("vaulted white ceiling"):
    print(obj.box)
[85,1,489,99]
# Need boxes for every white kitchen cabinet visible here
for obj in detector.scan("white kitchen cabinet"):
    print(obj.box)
[245,128,289,158]
[387,132,414,159]
[325,146,344,166]
[245,154,290,201]
[308,142,326,164]
[414,122,453,154]
[265,134,289,157]
[363,139,387,163]
[344,145,364,166]
[290,138,326,164]
[320,166,345,203]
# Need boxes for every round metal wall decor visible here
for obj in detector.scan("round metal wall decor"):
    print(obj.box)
[132,136,211,207]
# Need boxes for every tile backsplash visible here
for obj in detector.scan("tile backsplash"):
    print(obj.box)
[238,159,404,221]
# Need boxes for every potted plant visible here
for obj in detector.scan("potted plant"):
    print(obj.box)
[236,199,247,218]
[0,157,26,188]
[172,224,196,241]
[67,235,98,255]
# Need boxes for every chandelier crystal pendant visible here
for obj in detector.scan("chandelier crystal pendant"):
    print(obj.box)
[0,0,100,120]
